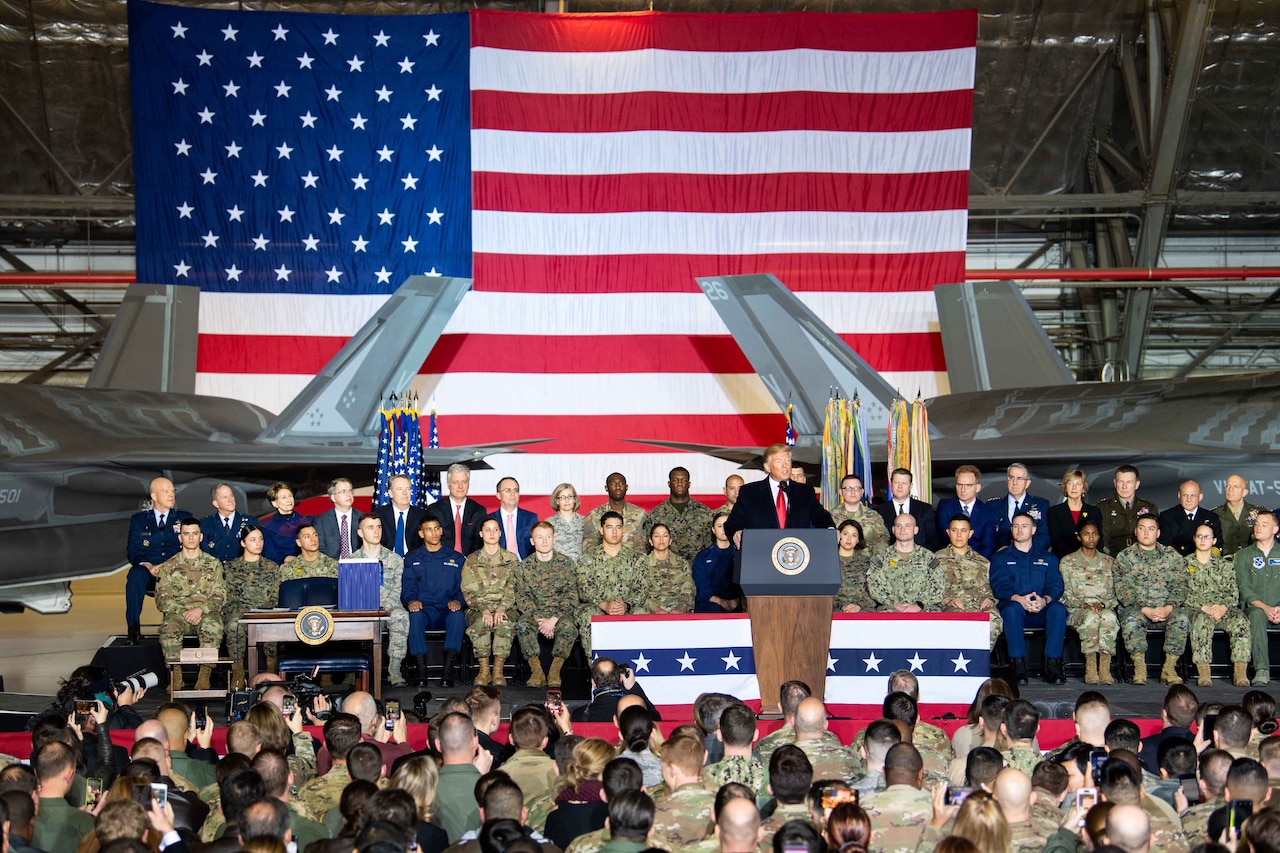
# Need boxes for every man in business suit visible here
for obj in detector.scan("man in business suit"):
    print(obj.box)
[376,474,429,557]
[125,476,193,643]
[1158,480,1223,556]
[935,464,999,559]
[314,477,363,560]
[428,462,489,557]
[874,467,938,551]
[724,444,834,547]
[200,482,250,563]
[989,462,1052,554]
[490,477,539,560]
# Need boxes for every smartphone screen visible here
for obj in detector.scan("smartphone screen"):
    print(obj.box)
[946,786,975,806]
[1090,747,1108,784]
[385,699,400,730]
[130,784,152,808]
[75,700,95,717]
[150,783,168,809]
[1229,799,1254,833]
[821,787,856,812]
[1180,775,1199,804]
[282,696,296,717]
[85,778,103,809]
[545,689,563,712]
[194,705,207,730]
[1076,787,1098,811]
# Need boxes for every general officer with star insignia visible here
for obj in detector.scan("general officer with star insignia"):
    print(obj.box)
[125,476,193,644]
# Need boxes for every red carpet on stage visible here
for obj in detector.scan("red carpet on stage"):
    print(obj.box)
[0,718,1165,761]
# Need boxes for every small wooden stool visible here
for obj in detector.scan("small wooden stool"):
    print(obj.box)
[169,647,234,702]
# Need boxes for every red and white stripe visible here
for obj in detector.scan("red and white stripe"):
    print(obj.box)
[195,9,975,503]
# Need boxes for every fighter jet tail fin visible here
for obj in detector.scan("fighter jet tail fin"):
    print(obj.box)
[256,275,471,447]
[934,280,1075,393]
[694,273,913,442]
[86,283,200,393]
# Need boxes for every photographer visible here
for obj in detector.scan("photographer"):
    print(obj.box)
[568,657,660,723]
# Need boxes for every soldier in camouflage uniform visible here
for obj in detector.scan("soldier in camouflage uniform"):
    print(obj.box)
[156,518,226,690]
[281,524,339,579]
[515,521,579,688]
[1115,516,1191,685]
[1235,511,1280,686]
[222,524,281,687]
[861,743,934,853]
[868,514,945,612]
[936,514,1002,649]
[831,475,890,552]
[462,518,518,687]
[835,520,875,613]
[577,511,652,655]
[1096,464,1160,556]
[648,735,715,849]
[352,514,409,686]
[582,473,651,552]
[794,698,858,780]
[643,524,695,614]
[1186,522,1251,686]
[1059,519,1119,684]
[1214,474,1267,558]
[647,467,715,563]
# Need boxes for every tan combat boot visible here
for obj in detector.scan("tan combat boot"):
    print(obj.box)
[491,657,508,687]
[1160,654,1182,685]
[474,658,491,686]
[1084,654,1099,684]
[194,665,214,691]
[1098,653,1114,684]
[1131,650,1147,685]
[230,663,246,691]
[527,657,547,688]
[1196,663,1213,686]
[547,657,566,688]
[172,668,185,692]
[1234,662,1251,687]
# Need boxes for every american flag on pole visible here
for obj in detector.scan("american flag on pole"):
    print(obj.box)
[130,3,974,506]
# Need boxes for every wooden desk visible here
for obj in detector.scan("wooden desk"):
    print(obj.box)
[241,610,386,698]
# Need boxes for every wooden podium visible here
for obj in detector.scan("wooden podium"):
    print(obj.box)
[737,529,840,717]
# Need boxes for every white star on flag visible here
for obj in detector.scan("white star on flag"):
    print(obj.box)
[375,267,392,284]
[722,651,741,671]
[351,114,368,130]
[352,236,369,252]
[249,110,266,126]
[302,234,319,251]
[907,652,928,673]
[246,51,263,68]
[827,654,838,672]
[170,21,187,38]
[426,145,442,161]
[252,234,270,250]
[423,29,440,46]
[174,139,191,155]
[275,81,291,98]
[399,58,415,73]
[221,24,237,41]
[226,205,243,222]
[172,79,188,95]
[196,49,212,66]
[325,267,343,282]
[348,56,365,72]
[377,86,393,102]
[271,24,288,41]
[250,170,268,187]
[200,168,217,185]
[425,84,441,100]
[197,107,215,123]
[322,29,338,45]
[402,173,419,189]
[377,208,395,225]
[297,52,314,69]
[631,653,651,673]
[401,236,418,252]
[300,171,318,188]
[222,81,240,97]
[224,141,241,157]
[951,653,971,673]
[373,30,390,47]
[862,652,882,672]
[299,111,317,128]
[676,652,697,672]
[427,207,443,224]
[173,260,191,277]
[176,201,193,218]
[324,85,341,102]
[376,145,394,161]
[225,265,241,281]
[274,264,291,281]
[351,174,369,190]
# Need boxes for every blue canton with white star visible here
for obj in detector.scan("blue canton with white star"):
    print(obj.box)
[130,0,471,294]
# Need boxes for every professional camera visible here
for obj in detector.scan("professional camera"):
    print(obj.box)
[116,670,160,694]
[225,671,346,724]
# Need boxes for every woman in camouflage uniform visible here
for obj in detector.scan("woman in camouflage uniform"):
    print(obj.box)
[222,524,281,686]
[1186,522,1251,687]
[1059,519,1119,684]
[834,520,875,613]
[462,518,519,686]
[643,523,695,614]
[546,482,585,562]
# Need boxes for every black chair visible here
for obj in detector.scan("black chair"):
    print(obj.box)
[276,578,371,690]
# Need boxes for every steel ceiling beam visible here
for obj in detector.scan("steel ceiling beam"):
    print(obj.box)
[1118,0,1214,378]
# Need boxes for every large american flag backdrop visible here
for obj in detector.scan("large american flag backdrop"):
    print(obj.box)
[130,1,975,506]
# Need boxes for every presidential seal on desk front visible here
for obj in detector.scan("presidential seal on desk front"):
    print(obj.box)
[295,606,335,645]
[772,536,810,576]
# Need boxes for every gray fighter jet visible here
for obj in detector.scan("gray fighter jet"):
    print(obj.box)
[628,273,1280,507]
[0,276,542,613]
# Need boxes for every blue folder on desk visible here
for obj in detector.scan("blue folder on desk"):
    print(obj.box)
[338,559,381,611]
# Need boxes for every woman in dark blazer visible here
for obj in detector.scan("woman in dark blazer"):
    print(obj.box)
[1047,467,1100,558]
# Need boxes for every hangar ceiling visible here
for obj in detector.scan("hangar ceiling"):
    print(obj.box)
[1,0,1279,384]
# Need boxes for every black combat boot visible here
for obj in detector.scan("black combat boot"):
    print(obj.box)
[1013,657,1029,685]
[414,654,430,687]
[441,651,459,687]
[1044,657,1067,684]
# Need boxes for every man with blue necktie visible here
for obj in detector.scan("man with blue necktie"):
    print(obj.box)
[200,483,251,563]
[989,462,1052,553]
[934,465,998,559]
[375,474,429,558]
[125,476,193,644]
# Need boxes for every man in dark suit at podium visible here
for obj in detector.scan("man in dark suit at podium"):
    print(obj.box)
[725,444,834,547]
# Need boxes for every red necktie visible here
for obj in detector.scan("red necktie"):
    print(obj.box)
[775,486,787,528]
[454,505,462,553]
